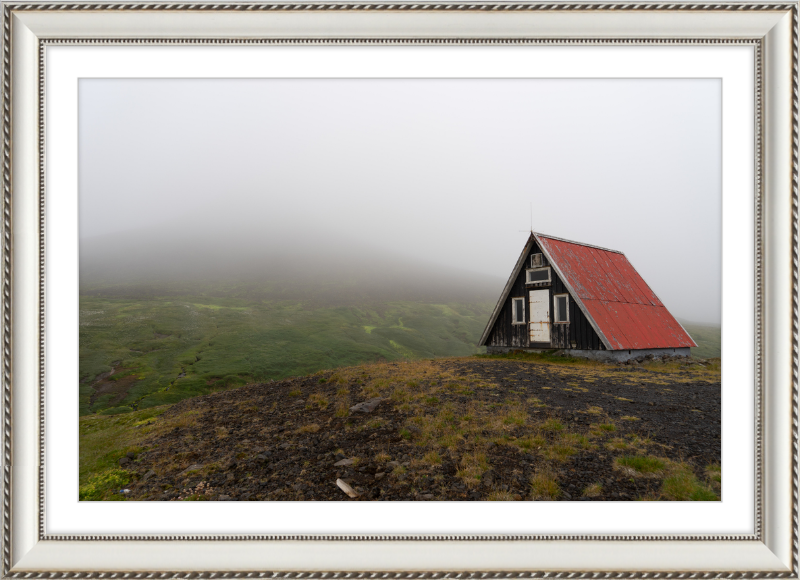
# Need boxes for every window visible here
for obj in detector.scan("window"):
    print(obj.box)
[525,267,551,284]
[512,297,525,324]
[530,253,544,268]
[554,294,569,323]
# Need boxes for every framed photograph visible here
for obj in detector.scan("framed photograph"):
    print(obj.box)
[2,0,797,575]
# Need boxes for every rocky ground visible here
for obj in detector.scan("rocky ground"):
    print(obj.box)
[120,354,721,501]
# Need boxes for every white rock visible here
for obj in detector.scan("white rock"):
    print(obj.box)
[336,478,359,498]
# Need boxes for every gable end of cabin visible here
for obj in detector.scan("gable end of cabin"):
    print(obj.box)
[484,238,603,352]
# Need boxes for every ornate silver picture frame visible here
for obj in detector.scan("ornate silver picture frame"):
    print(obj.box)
[1,1,797,575]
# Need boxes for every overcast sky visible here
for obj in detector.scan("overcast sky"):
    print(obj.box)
[79,78,721,324]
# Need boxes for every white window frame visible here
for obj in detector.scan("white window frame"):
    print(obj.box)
[554,293,570,323]
[511,297,526,325]
[530,253,544,268]
[525,266,551,285]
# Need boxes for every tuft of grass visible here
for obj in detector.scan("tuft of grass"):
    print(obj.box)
[307,392,329,410]
[583,483,602,498]
[561,432,593,450]
[530,468,561,500]
[616,455,667,475]
[598,423,615,432]
[706,463,721,484]
[620,415,641,421]
[374,451,391,463]
[541,418,564,432]
[334,402,349,418]
[423,450,442,465]
[289,388,302,397]
[391,386,411,403]
[501,406,527,427]
[298,423,320,434]
[487,490,516,501]
[456,450,490,488]
[606,437,636,451]
[661,463,719,501]
[438,432,462,450]
[542,444,577,462]
[515,434,546,452]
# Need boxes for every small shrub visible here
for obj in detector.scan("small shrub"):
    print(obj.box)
[79,469,131,501]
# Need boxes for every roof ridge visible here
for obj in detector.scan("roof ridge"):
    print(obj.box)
[534,232,624,255]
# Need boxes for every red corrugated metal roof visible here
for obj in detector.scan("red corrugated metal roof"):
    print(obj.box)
[537,235,696,350]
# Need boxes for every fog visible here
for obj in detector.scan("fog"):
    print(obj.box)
[79,78,721,323]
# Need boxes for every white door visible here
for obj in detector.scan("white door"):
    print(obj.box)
[529,289,551,343]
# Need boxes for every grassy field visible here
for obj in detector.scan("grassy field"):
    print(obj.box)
[80,297,723,417]
[681,321,721,359]
[80,296,493,416]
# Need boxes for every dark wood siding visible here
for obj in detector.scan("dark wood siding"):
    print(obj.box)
[487,239,602,350]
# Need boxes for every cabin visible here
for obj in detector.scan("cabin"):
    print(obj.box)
[479,232,696,362]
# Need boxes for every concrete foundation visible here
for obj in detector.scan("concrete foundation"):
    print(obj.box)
[485,346,691,362]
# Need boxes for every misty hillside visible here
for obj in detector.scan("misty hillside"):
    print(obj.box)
[79,225,504,305]
[79,225,505,416]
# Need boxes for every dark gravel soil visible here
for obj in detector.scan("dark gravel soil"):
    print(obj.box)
[124,356,720,502]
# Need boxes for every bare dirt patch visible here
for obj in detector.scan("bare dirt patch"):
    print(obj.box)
[89,369,139,407]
